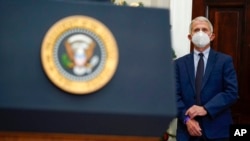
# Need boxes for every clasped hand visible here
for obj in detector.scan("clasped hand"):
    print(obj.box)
[185,105,207,136]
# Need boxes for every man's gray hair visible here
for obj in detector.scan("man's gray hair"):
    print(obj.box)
[189,16,213,33]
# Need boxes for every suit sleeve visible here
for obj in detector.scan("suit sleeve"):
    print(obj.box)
[203,56,239,119]
[175,60,188,124]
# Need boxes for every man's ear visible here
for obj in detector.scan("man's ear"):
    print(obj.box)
[210,33,215,41]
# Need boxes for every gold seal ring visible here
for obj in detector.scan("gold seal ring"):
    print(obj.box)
[41,15,119,95]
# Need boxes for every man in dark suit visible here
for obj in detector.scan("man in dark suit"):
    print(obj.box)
[174,16,238,141]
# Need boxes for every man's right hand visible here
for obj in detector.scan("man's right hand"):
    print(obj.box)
[186,118,202,136]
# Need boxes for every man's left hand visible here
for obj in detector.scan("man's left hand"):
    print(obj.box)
[185,105,207,118]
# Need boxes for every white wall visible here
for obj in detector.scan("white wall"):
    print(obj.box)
[169,0,192,58]
[118,0,192,58]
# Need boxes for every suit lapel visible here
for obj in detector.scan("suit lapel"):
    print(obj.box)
[202,49,217,90]
[185,53,196,93]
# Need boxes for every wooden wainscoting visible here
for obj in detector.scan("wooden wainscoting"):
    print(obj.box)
[0,132,160,141]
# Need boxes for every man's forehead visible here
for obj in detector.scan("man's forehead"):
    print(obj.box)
[192,21,209,28]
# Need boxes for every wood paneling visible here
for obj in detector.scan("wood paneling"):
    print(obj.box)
[209,7,242,71]
[192,0,250,124]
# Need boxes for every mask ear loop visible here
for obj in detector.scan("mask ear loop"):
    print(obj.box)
[208,33,213,40]
[209,32,213,37]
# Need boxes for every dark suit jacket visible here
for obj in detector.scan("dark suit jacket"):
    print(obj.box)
[174,49,238,140]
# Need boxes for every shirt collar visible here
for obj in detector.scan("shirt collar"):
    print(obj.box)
[194,47,210,59]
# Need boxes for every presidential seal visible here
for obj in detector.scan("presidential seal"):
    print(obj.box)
[41,15,119,95]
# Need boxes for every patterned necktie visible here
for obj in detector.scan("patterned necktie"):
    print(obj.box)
[195,53,204,105]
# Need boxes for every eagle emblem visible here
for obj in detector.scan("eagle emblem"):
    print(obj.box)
[41,15,118,94]
[61,34,99,76]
